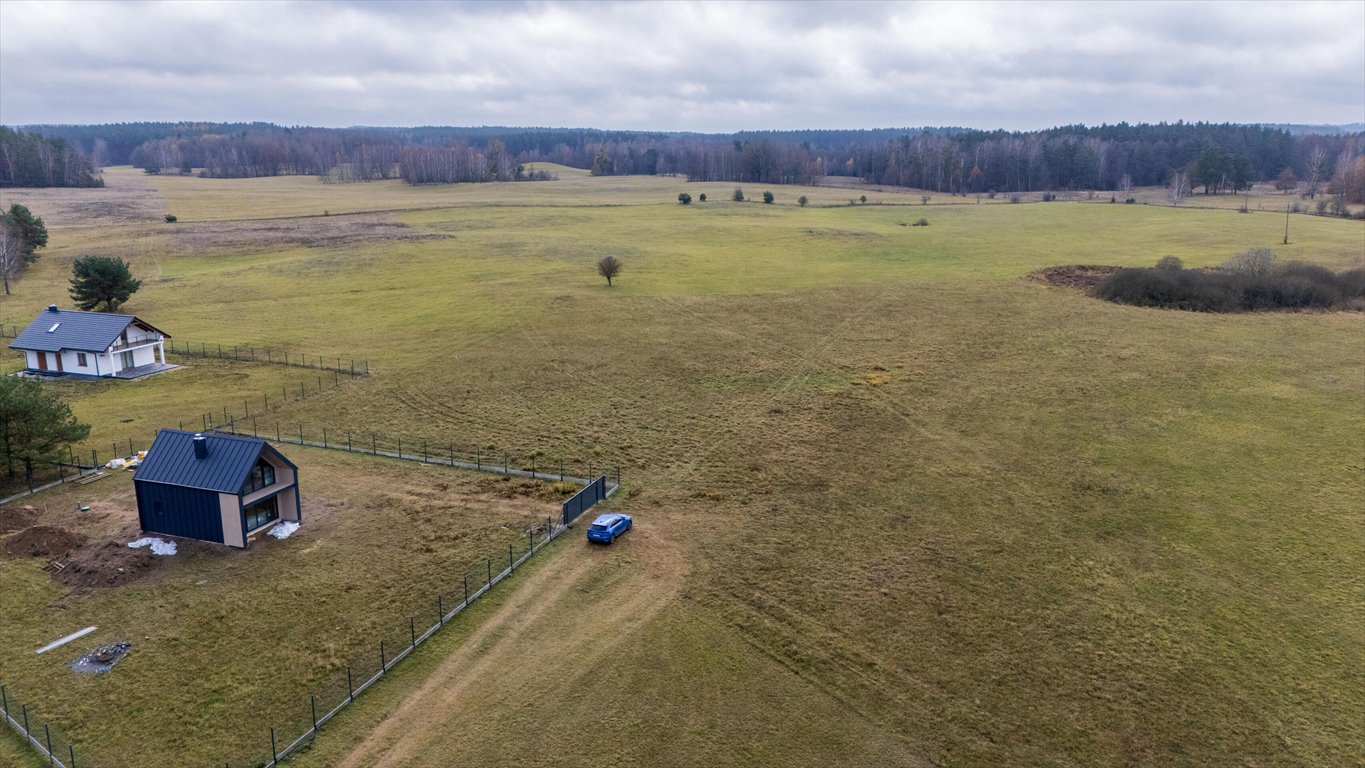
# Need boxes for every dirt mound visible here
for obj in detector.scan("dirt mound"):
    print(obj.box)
[2,526,87,558]
[1030,264,1121,288]
[0,506,38,534]
[53,542,156,588]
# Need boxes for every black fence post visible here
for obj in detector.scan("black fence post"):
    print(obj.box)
[409,617,416,648]
[464,575,469,607]
[438,594,444,627]
[267,348,272,364]
[487,559,492,586]
[45,722,52,763]
[476,448,481,470]
[276,422,281,442]
[264,393,269,410]
[22,703,29,735]
[244,400,250,418]
[423,442,427,462]
[346,667,354,702]
[270,726,277,765]
[397,437,402,458]
[252,417,258,437]
[323,428,328,449]
[527,528,533,554]
[70,745,76,768]
[509,543,514,572]
[348,431,352,451]
[560,460,564,481]
[380,640,386,672]
[449,443,454,466]
[372,433,377,454]
[351,359,355,377]
[311,694,318,734]
[503,452,508,473]
[299,425,304,445]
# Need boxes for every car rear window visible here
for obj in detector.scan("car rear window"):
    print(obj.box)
[589,524,607,531]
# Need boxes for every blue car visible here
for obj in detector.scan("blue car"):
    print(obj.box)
[586,513,632,544]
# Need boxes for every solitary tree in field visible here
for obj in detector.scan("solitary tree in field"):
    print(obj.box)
[597,255,622,287]
[0,376,90,484]
[798,195,808,207]
[762,191,774,204]
[1168,169,1190,205]
[69,255,142,310]
[1155,256,1184,271]
[732,187,745,202]
[698,193,707,202]
[678,192,692,205]
[1274,167,1298,192]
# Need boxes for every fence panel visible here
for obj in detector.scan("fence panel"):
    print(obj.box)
[562,475,608,525]
[1,684,74,768]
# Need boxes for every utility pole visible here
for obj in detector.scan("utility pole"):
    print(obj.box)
[1283,201,1291,245]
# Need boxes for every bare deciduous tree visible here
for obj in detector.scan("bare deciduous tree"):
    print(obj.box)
[597,256,622,287]
[1307,145,1328,199]
[1168,169,1189,205]
[0,227,23,295]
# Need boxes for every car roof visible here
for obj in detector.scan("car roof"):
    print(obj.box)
[591,513,625,525]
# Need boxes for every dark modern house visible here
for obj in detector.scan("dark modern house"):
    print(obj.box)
[133,430,301,548]
[10,304,173,379]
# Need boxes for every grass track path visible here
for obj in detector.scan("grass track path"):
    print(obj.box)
[333,519,688,767]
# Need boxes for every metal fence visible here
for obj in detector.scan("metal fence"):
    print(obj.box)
[4,417,621,767]
[164,338,367,377]
[216,516,571,768]
[1,684,79,767]
[563,475,610,525]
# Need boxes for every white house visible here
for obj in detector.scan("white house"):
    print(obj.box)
[10,304,172,379]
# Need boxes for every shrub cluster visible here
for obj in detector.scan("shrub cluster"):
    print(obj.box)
[1093,251,1365,312]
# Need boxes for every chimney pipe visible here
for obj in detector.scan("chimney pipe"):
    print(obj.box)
[48,304,58,312]
[193,434,208,460]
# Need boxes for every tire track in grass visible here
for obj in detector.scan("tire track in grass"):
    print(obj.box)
[333,521,686,768]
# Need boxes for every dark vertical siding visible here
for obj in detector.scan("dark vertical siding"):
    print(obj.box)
[135,480,226,544]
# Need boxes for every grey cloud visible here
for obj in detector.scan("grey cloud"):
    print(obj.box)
[1,0,1361,131]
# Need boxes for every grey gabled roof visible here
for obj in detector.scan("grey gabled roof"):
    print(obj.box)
[133,429,294,494]
[9,306,168,354]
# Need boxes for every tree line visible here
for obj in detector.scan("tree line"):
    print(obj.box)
[0,126,103,187]
[5,121,1363,196]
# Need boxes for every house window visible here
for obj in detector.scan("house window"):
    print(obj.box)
[119,351,135,369]
[76,352,88,367]
[243,496,279,532]
[243,458,277,494]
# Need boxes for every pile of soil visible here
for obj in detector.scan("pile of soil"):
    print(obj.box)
[1030,264,1121,288]
[53,542,156,588]
[2,526,87,558]
[0,506,38,534]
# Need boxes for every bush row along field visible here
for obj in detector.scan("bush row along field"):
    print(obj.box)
[1,166,1362,767]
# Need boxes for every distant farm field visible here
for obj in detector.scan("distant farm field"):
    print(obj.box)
[2,167,1362,767]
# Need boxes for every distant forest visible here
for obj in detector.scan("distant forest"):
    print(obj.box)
[0,126,103,187]
[4,121,1363,199]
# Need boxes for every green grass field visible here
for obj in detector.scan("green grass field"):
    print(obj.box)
[1,167,1362,767]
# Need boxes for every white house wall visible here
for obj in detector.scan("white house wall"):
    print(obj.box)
[24,351,39,370]
[58,349,101,375]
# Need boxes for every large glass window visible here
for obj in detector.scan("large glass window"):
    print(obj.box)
[243,458,277,494]
[243,496,279,532]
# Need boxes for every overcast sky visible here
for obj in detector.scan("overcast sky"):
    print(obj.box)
[2,0,1362,132]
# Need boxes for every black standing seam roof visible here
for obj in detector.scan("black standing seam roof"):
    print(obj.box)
[133,429,289,494]
[9,307,170,354]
